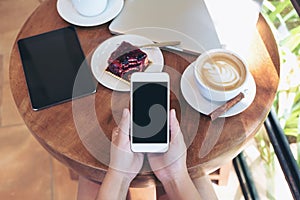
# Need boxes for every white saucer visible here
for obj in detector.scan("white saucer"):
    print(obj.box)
[57,0,124,27]
[91,34,164,92]
[180,62,256,117]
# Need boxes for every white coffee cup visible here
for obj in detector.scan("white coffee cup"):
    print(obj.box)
[72,0,108,17]
[194,49,250,102]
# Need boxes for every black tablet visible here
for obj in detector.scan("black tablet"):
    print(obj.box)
[18,26,97,110]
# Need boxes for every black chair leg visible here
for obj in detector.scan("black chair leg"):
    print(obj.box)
[233,152,260,200]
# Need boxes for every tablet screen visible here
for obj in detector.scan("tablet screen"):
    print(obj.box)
[18,26,97,110]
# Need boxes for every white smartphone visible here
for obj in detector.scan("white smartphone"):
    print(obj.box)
[130,72,170,153]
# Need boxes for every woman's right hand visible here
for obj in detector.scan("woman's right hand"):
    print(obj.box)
[147,109,203,200]
[147,109,188,183]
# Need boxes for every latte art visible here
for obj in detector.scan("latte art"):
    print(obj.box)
[197,54,246,91]
[202,61,240,90]
[194,49,249,101]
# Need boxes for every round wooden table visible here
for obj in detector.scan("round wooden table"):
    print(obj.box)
[10,0,279,189]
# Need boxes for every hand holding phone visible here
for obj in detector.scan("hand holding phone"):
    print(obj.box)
[109,109,144,180]
[130,72,170,152]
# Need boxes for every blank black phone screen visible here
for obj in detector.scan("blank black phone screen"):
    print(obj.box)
[132,82,168,143]
[18,26,96,110]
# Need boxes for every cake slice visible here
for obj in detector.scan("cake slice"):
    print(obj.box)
[105,41,149,82]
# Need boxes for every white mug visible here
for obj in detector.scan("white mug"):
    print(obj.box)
[72,0,108,17]
[194,49,250,102]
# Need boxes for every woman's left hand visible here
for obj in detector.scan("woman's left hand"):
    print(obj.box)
[108,108,144,181]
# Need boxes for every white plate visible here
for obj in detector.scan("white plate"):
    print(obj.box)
[91,34,164,92]
[57,0,124,27]
[180,62,256,117]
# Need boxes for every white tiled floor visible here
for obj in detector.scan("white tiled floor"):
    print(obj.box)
[0,0,78,199]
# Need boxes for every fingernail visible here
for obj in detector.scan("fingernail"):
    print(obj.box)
[123,108,128,117]
[171,109,176,117]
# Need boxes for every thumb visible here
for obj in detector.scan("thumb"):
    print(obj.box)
[116,108,130,143]
[170,109,182,143]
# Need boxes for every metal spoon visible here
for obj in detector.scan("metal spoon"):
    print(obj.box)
[138,41,181,48]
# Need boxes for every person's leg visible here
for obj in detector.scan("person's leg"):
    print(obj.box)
[77,176,101,200]
[192,174,218,200]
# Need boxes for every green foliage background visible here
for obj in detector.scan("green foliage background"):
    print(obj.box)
[257,0,300,167]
